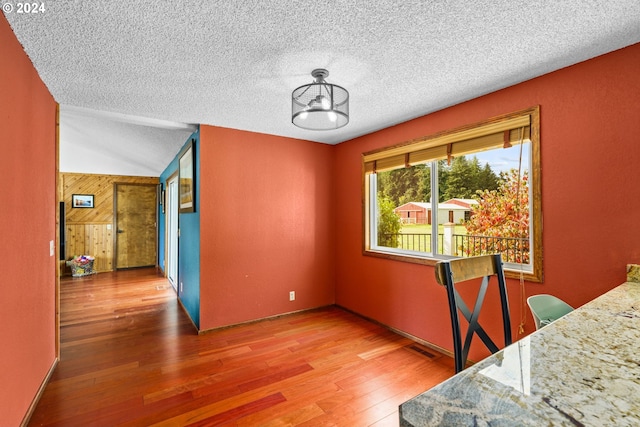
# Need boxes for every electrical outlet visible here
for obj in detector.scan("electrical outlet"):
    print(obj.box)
[289,291,295,301]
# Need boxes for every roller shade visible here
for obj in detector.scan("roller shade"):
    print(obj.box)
[363,110,532,174]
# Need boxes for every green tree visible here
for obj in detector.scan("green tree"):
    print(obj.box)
[419,164,432,202]
[377,194,401,247]
[377,165,428,206]
[478,163,500,193]
[441,156,468,200]
[437,160,450,202]
[464,169,529,263]
[441,156,499,200]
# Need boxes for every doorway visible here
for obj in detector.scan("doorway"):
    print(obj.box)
[115,183,158,269]
[166,173,179,291]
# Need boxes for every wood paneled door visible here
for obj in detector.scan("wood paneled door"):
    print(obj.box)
[115,183,158,269]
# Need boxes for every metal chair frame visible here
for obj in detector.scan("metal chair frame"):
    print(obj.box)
[435,253,512,373]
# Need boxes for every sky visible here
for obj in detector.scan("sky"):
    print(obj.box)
[472,142,530,174]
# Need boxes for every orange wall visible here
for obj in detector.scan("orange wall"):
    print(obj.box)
[0,14,57,426]
[334,43,640,360]
[198,126,335,330]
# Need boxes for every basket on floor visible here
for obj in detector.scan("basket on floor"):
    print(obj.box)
[66,255,96,277]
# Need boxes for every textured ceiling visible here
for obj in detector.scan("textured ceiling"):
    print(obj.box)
[5,1,640,175]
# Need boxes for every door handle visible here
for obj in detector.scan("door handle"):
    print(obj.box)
[117,229,124,233]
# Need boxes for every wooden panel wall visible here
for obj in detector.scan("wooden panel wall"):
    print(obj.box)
[61,173,159,273]
[65,224,114,272]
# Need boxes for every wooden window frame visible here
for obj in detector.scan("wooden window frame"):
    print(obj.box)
[362,106,542,283]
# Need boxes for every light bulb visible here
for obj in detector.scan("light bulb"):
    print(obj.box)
[299,111,308,120]
[328,111,337,122]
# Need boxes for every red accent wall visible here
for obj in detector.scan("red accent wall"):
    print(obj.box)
[0,14,57,427]
[334,43,640,361]
[198,126,335,330]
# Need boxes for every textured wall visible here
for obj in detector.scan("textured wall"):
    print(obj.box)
[334,43,640,361]
[0,13,57,427]
[198,126,335,330]
[158,132,201,328]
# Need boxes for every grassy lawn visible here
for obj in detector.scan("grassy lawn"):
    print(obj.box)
[400,223,468,235]
[396,223,468,253]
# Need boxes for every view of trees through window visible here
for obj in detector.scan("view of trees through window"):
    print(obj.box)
[375,146,530,265]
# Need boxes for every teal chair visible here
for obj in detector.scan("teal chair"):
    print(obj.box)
[527,294,574,330]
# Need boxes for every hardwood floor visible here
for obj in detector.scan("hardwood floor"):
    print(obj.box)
[28,268,454,426]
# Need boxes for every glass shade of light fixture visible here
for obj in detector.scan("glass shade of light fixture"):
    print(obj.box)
[292,69,349,130]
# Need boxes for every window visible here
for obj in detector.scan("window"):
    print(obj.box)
[363,106,542,282]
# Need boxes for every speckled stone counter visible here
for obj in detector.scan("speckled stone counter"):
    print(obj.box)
[399,281,640,426]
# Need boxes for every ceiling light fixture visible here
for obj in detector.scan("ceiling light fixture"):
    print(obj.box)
[292,69,349,130]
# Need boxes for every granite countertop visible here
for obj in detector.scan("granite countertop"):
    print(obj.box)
[400,281,640,426]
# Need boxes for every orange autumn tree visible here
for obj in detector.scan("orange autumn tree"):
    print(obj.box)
[464,169,529,263]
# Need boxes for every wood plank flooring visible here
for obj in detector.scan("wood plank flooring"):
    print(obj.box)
[28,268,454,426]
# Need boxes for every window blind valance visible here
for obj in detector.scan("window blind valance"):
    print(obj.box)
[363,109,535,174]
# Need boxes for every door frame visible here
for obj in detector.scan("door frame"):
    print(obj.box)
[113,182,159,269]
[165,172,179,291]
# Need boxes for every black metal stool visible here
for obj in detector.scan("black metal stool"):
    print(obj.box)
[435,254,512,373]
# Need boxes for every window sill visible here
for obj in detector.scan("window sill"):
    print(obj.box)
[363,248,542,283]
